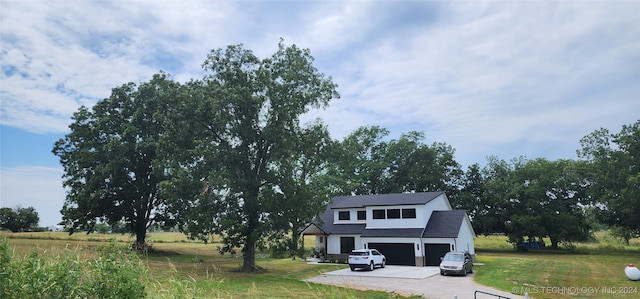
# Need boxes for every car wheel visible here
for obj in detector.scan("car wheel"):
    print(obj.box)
[369,262,374,271]
[350,266,355,271]
[381,260,386,268]
[463,267,467,276]
[469,265,473,273]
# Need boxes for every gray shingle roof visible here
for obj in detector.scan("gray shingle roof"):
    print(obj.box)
[330,192,445,209]
[422,210,467,238]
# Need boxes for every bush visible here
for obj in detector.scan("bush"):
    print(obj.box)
[0,237,147,299]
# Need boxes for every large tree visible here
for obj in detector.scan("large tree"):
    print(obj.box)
[386,133,462,196]
[578,120,640,241]
[457,163,486,227]
[0,206,39,232]
[504,158,590,248]
[331,127,462,196]
[473,157,591,248]
[53,73,182,250]
[333,126,390,195]
[267,120,338,257]
[165,42,339,271]
[471,156,513,235]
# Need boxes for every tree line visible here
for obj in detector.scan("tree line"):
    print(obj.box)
[51,41,640,271]
[456,121,639,248]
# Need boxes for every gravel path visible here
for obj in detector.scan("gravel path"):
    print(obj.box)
[305,266,525,299]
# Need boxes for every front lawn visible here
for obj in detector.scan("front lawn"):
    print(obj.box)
[473,235,640,298]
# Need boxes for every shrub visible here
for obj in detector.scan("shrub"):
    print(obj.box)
[0,237,147,299]
[82,241,147,298]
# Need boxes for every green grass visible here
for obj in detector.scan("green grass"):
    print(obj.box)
[1,232,417,298]
[1,238,148,299]
[145,242,416,298]
[474,234,640,298]
[4,231,639,298]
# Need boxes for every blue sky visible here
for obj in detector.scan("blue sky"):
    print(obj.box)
[1,1,639,226]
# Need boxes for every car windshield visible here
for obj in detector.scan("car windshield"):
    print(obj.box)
[443,254,463,261]
[350,251,367,256]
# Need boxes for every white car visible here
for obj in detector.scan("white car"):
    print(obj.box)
[348,249,386,271]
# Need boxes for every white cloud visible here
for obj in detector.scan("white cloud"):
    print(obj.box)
[0,166,65,227]
[0,1,241,133]
[1,0,639,225]
[2,0,639,161]
[304,1,640,165]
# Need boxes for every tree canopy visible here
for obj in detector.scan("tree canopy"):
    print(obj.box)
[578,120,640,243]
[458,157,591,248]
[0,206,40,232]
[53,73,183,250]
[161,41,339,270]
[329,126,462,196]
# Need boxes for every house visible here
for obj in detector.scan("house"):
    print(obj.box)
[301,191,475,266]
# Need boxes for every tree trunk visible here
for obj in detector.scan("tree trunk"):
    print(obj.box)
[242,237,256,271]
[290,222,300,259]
[242,210,258,271]
[134,213,148,253]
[242,189,259,271]
[135,229,147,253]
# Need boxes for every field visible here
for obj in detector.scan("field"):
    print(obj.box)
[474,233,640,298]
[1,232,412,298]
[2,231,639,298]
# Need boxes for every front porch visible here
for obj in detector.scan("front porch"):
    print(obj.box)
[301,223,329,261]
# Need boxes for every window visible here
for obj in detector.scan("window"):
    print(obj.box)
[372,209,385,219]
[402,208,417,219]
[387,208,401,219]
[338,211,350,220]
[357,210,366,220]
[340,237,355,254]
[319,236,323,244]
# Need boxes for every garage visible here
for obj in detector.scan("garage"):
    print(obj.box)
[368,243,415,266]
[424,243,451,266]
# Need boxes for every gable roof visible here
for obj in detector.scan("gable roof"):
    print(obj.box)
[422,210,467,238]
[330,192,445,209]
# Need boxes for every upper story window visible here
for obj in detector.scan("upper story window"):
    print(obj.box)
[338,211,350,220]
[357,210,366,220]
[402,208,417,219]
[372,209,386,219]
[370,207,418,220]
[387,209,401,219]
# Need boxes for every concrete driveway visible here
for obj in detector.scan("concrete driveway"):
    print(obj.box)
[323,265,441,279]
[305,265,524,299]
